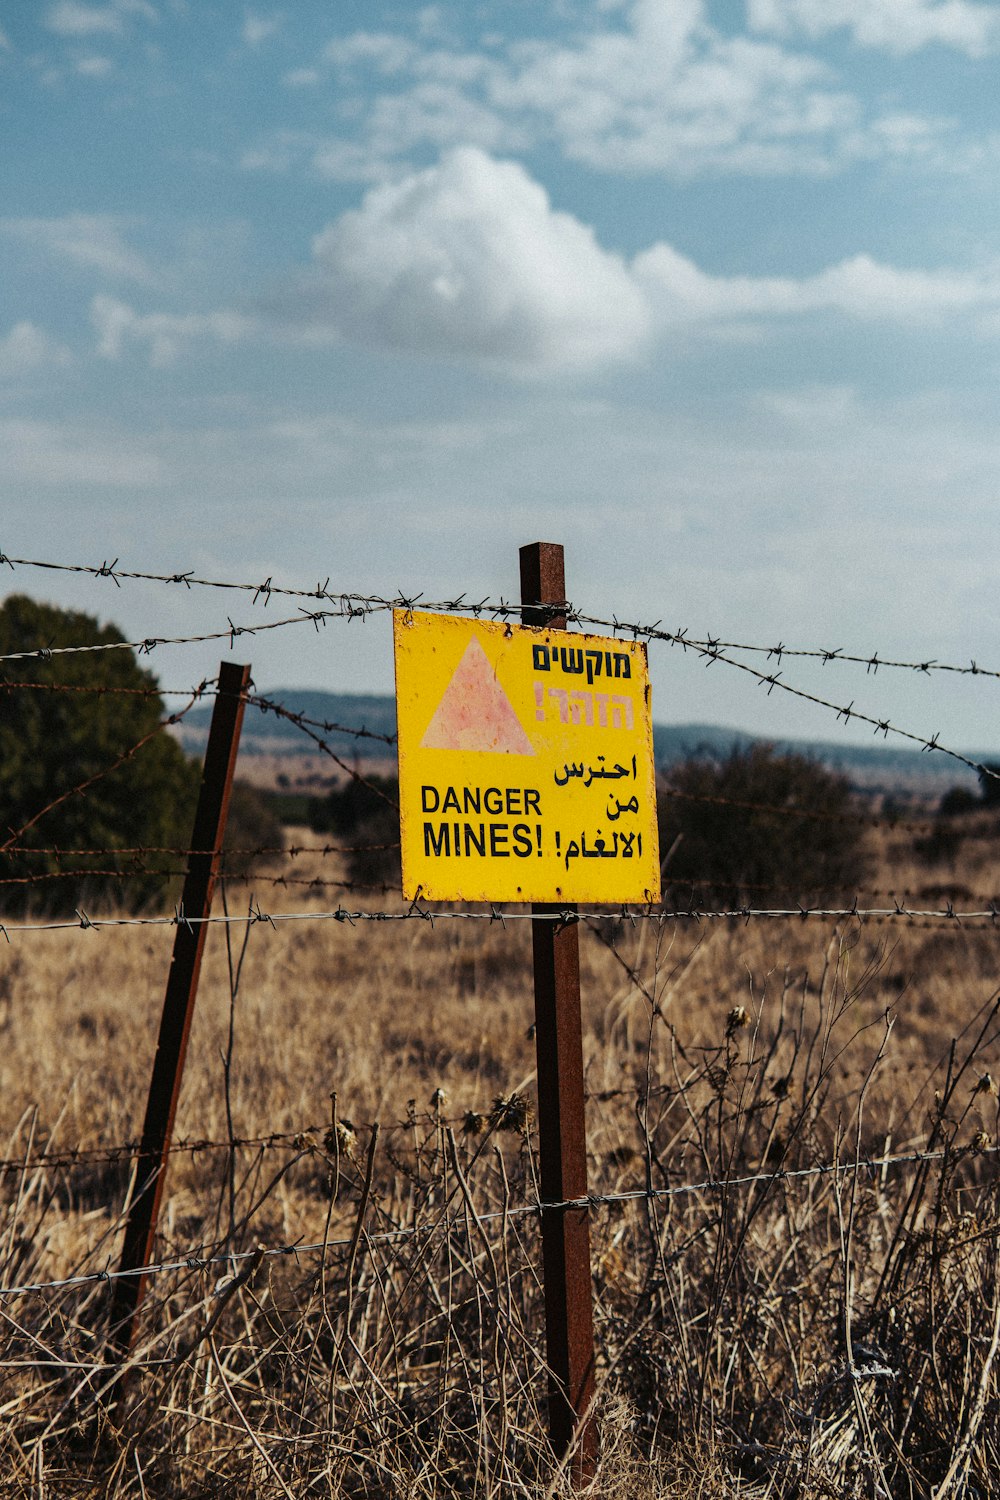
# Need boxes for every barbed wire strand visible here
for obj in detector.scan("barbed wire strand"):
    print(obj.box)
[0,841,401,861]
[2,901,1000,941]
[5,863,998,916]
[0,1141,993,1303]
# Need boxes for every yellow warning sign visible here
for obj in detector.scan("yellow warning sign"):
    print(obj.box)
[393,610,660,904]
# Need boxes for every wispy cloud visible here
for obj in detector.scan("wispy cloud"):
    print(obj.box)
[0,322,73,379]
[747,0,1000,57]
[1,214,156,285]
[91,295,254,364]
[0,417,162,486]
[242,11,282,48]
[44,0,157,39]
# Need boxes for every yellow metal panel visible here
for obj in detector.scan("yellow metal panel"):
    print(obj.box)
[393,609,660,904]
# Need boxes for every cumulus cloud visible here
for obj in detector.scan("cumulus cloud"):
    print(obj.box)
[747,0,1000,57]
[91,295,254,365]
[277,0,978,184]
[260,150,1000,372]
[271,147,650,372]
[90,151,1000,374]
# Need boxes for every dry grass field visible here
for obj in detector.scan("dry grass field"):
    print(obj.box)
[1,816,999,1498]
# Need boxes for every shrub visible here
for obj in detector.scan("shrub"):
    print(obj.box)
[658,742,868,909]
[220,782,286,880]
[939,785,980,817]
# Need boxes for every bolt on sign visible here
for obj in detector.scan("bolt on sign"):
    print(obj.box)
[393,610,660,904]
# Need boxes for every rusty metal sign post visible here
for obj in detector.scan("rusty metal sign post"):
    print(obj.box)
[520,541,598,1479]
[392,542,658,1478]
[109,659,250,1360]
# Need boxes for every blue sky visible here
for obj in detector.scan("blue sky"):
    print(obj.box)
[2,0,999,753]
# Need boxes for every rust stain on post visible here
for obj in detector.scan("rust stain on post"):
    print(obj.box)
[519,542,598,1480]
[109,659,250,1359]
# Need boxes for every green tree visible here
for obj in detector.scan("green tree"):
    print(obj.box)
[658,743,868,910]
[0,594,199,914]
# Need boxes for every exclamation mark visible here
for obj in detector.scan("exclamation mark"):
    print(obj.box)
[554,830,561,857]
[536,824,543,856]
[534,683,545,721]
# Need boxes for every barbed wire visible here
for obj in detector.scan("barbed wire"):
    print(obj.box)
[0,680,399,752]
[658,783,956,837]
[6,860,997,915]
[566,611,1000,784]
[1,1140,993,1303]
[246,691,397,748]
[0,1113,480,1175]
[0,677,214,700]
[0,841,400,861]
[0,1126,328,1176]
[3,596,996,789]
[5,549,1000,684]
[0,867,398,895]
[3,900,1000,940]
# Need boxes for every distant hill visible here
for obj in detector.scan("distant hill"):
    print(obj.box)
[173,689,989,795]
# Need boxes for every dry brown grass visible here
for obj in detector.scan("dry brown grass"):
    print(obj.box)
[1,826,999,1497]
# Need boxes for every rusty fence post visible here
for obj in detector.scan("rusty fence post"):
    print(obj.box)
[519,542,598,1480]
[108,659,251,1359]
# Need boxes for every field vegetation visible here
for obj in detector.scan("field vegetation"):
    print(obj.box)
[1,796,999,1497]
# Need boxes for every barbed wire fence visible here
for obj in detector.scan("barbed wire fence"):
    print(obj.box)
[3,548,1000,1490]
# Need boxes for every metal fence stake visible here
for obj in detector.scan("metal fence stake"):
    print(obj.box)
[519,542,598,1481]
[108,659,250,1360]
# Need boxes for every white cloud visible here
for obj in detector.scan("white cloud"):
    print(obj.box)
[634,244,1000,326]
[1,214,155,284]
[325,31,419,74]
[93,151,1000,375]
[286,0,993,183]
[0,322,72,378]
[243,12,281,47]
[260,150,1000,372]
[272,148,651,372]
[91,295,254,364]
[75,53,114,76]
[747,0,1000,57]
[45,0,157,38]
